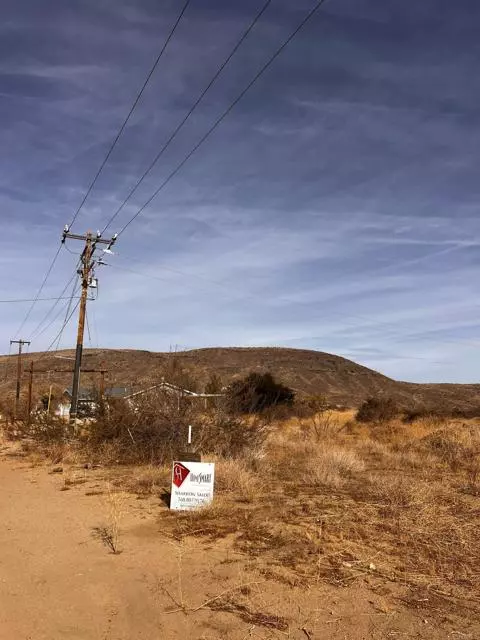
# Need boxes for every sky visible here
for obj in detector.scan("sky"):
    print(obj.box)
[0,0,479,383]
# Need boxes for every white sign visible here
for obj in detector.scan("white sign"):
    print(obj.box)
[170,461,215,511]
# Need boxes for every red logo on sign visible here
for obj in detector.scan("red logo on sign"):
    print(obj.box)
[173,462,190,488]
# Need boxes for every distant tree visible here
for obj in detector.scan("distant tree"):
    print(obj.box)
[225,371,294,413]
[356,397,398,423]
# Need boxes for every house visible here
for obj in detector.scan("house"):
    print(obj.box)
[56,386,130,419]
[55,380,224,418]
[124,380,224,408]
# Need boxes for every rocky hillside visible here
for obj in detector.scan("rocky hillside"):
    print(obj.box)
[1,346,480,411]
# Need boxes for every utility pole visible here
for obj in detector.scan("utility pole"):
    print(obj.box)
[99,361,106,401]
[70,231,92,426]
[47,370,53,417]
[9,339,30,421]
[27,360,34,425]
[61,227,116,425]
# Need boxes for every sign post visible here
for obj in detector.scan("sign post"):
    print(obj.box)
[170,461,215,511]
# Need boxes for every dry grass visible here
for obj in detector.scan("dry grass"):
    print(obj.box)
[117,464,171,496]
[92,483,125,554]
[6,400,480,622]
[162,411,480,615]
[212,457,261,503]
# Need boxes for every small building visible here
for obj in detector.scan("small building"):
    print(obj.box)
[56,386,130,419]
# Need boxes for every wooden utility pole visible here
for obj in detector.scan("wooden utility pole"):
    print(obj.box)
[99,361,106,401]
[9,339,30,421]
[47,369,53,417]
[27,360,34,425]
[70,231,92,425]
[61,227,116,425]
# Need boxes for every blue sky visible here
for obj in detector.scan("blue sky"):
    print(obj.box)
[1,0,479,382]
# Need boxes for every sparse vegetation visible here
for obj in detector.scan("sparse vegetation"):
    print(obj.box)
[356,396,398,423]
[161,408,480,620]
[92,483,124,554]
[2,364,480,631]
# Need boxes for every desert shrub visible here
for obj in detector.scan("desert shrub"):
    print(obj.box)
[356,397,398,423]
[301,410,345,440]
[419,425,480,472]
[214,458,260,502]
[196,410,269,458]
[85,393,191,464]
[29,414,68,442]
[403,406,437,423]
[294,395,328,418]
[225,372,294,413]
[9,411,67,443]
[268,437,364,489]
[204,373,223,395]
[306,447,365,488]
[84,392,268,465]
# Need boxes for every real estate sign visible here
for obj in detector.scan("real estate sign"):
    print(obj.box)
[170,461,215,511]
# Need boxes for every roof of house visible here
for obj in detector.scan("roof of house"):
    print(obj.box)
[104,386,130,398]
[124,380,223,400]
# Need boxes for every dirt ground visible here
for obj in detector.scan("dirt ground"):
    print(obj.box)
[0,445,478,639]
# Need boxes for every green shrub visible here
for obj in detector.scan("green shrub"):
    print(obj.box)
[225,372,294,413]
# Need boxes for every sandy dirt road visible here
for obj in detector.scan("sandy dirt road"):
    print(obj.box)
[0,451,257,640]
[0,448,478,640]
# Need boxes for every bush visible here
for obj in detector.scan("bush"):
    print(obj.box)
[28,414,68,443]
[84,393,190,465]
[83,392,268,465]
[204,373,223,395]
[225,372,294,413]
[356,397,398,423]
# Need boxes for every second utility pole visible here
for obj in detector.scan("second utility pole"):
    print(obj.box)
[10,339,30,421]
[27,360,34,425]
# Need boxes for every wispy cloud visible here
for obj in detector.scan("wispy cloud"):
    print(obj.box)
[0,0,479,383]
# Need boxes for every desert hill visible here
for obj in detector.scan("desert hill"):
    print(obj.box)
[1,346,480,411]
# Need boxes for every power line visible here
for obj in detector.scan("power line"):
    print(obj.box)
[29,264,80,340]
[36,299,81,364]
[13,243,63,338]
[33,281,81,343]
[103,261,186,285]
[100,0,274,235]
[63,242,82,256]
[0,296,81,304]
[103,258,269,300]
[114,0,329,238]
[106,254,480,353]
[54,276,81,352]
[67,0,192,231]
